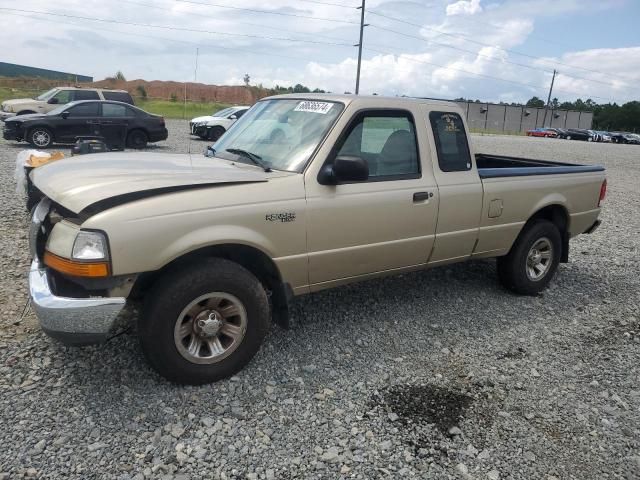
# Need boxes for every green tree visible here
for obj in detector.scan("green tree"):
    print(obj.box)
[525,96,545,108]
[136,84,147,99]
[115,71,126,81]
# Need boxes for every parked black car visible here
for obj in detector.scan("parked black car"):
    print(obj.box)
[2,100,168,149]
[547,127,570,139]
[564,129,596,141]
[610,132,640,144]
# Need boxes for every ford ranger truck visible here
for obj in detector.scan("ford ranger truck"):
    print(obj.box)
[27,94,606,384]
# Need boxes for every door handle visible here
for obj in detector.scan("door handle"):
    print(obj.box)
[413,191,433,202]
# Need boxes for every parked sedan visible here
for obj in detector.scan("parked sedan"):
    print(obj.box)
[2,100,168,149]
[189,106,250,140]
[526,128,558,138]
[610,132,640,144]
[564,129,596,142]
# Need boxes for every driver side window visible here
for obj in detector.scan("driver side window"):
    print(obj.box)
[335,111,420,179]
[52,90,72,104]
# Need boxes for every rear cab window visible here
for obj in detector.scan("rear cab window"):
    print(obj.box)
[72,90,100,101]
[102,91,135,105]
[429,111,472,172]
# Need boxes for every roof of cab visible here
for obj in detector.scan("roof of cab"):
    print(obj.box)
[261,93,461,110]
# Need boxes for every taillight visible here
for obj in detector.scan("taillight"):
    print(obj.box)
[159,116,165,126]
[598,179,607,207]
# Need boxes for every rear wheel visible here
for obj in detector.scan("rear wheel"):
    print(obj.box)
[208,126,225,141]
[139,258,270,384]
[28,127,53,148]
[497,220,562,295]
[127,129,148,149]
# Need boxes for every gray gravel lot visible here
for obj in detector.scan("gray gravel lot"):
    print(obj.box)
[0,119,639,479]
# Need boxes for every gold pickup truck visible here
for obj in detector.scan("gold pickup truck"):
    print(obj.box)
[27,94,606,384]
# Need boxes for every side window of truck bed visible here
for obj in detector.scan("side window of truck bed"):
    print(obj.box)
[429,112,472,172]
[335,110,420,179]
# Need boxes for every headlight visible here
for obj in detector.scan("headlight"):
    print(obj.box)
[72,231,108,260]
[3,104,12,113]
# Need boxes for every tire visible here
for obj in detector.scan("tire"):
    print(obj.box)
[496,220,562,295]
[16,110,36,116]
[28,127,53,148]
[566,135,572,140]
[126,129,148,149]
[587,137,593,142]
[208,126,225,141]
[139,258,270,384]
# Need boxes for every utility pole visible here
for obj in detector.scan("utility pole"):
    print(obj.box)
[542,69,557,127]
[355,0,366,94]
[194,47,199,83]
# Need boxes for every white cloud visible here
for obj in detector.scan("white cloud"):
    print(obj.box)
[0,0,636,104]
[446,0,483,16]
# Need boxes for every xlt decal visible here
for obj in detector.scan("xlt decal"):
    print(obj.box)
[266,212,296,223]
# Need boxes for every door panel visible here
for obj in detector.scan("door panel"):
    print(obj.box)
[305,108,439,286]
[57,103,100,142]
[306,180,438,284]
[425,110,483,264]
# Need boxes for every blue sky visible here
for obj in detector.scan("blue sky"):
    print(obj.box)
[1,0,638,103]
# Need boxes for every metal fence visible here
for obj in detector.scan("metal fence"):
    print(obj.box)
[455,101,593,133]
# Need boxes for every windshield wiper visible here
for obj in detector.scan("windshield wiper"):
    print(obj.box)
[225,148,271,172]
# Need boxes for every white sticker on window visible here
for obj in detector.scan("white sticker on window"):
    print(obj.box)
[294,101,333,114]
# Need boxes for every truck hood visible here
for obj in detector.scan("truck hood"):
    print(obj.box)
[191,115,216,123]
[2,98,37,108]
[31,152,269,214]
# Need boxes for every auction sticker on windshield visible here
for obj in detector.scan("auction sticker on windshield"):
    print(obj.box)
[294,101,334,114]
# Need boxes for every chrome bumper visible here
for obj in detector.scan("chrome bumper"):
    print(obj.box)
[29,259,126,346]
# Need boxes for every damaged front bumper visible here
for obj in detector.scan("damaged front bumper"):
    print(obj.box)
[29,259,126,346]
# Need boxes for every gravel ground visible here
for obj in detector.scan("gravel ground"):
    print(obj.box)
[0,120,639,479]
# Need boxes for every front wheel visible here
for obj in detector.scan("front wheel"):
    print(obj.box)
[497,220,562,295]
[208,126,225,141]
[139,258,270,384]
[28,127,53,148]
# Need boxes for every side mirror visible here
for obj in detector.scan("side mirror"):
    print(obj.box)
[318,155,369,185]
[229,114,237,120]
[61,111,70,119]
[48,98,59,105]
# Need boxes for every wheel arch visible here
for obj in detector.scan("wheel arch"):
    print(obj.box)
[26,124,56,143]
[523,203,570,262]
[17,110,37,116]
[133,243,292,327]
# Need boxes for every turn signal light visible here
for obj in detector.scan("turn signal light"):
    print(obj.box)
[598,179,607,207]
[44,251,110,277]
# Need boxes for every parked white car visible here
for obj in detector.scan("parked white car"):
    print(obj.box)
[189,106,250,140]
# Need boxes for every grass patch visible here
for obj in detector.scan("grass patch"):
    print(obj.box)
[0,87,232,120]
[134,98,232,119]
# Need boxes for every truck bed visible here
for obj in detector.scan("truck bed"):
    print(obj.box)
[476,154,605,178]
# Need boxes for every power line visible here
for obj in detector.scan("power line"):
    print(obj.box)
[0,7,355,47]
[293,0,360,8]
[173,0,359,24]
[363,46,614,101]
[1,12,342,64]
[120,0,358,45]
[366,9,635,82]
[368,23,628,90]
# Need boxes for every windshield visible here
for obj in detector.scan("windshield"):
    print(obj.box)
[36,88,58,101]
[47,101,79,116]
[212,107,235,117]
[212,99,344,172]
